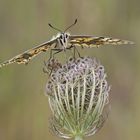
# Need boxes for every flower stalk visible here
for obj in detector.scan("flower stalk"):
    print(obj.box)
[74,135,83,140]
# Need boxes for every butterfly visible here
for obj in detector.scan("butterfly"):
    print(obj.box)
[0,19,134,68]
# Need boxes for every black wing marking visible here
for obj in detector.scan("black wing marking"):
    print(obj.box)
[69,35,134,48]
[0,39,57,68]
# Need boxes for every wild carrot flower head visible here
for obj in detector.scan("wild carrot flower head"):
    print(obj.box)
[46,57,110,140]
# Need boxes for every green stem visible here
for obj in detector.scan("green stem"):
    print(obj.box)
[74,135,83,140]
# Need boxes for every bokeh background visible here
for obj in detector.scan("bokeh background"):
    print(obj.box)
[0,0,139,140]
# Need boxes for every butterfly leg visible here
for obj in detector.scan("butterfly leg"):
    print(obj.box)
[76,47,81,57]
[49,48,62,60]
[52,49,63,58]
[73,45,81,58]
[43,60,53,76]
[43,49,62,73]
[43,60,49,74]
[66,45,81,60]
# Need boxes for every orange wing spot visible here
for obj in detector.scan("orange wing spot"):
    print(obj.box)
[83,38,93,42]
[81,43,89,47]
[70,39,80,43]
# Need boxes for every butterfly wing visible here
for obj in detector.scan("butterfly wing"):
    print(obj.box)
[69,35,134,48]
[0,38,57,68]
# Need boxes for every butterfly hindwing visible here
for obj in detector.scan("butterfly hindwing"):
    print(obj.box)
[0,39,57,68]
[69,35,134,48]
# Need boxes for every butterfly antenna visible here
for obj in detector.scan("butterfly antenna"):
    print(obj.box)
[48,23,62,32]
[64,19,78,32]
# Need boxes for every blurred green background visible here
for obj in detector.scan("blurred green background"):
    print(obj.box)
[0,0,139,140]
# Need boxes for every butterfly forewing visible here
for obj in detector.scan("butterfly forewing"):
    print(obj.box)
[69,35,134,48]
[0,33,134,69]
[0,39,57,68]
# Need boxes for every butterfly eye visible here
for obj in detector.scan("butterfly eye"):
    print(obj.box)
[65,34,68,38]
[60,35,63,39]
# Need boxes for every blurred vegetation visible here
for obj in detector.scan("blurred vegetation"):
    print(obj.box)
[0,0,139,140]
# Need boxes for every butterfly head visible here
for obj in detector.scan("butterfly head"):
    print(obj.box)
[49,19,77,49]
[56,32,70,49]
[59,32,69,40]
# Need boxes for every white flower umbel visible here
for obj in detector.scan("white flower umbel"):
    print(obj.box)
[46,57,110,140]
